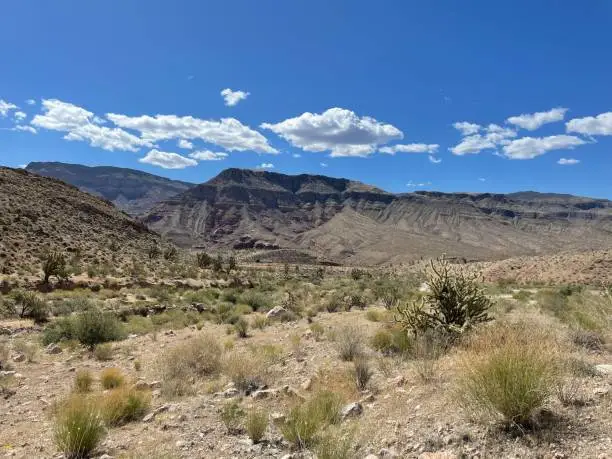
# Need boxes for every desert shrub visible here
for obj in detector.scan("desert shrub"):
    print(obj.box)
[195,252,212,268]
[54,395,106,459]
[570,329,604,351]
[252,314,268,330]
[370,326,414,357]
[309,322,325,341]
[396,257,492,338]
[335,326,365,362]
[99,387,150,426]
[353,358,373,391]
[42,316,75,345]
[412,329,449,382]
[73,370,94,393]
[212,254,224,272]
[100,368,125,390]
[163,246,178,261]
[11,290,48,323]
[234,316,249,338]
[366,309,390,322]
[124,315,155,336]
[93,343,114,361]
[42,250,68,284]
[315,427,356,459]
[227,255,237,272]
[245,408,268,443]
[223,351,269,393]
[13,339,39,363]
[53,297,95,316]
[280,390,343,449]
[220,399,244,433]
[457,323,559,428]
[73,309,124,349]
[158,334,223,397]
[0,341,12,371]
[326,295,344,313]
[240,291,271,311]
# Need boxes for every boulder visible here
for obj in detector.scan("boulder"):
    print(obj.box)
[266,306,287,319]
[45,343,62,354]
[595,364,612,375]
[341,402,363,419]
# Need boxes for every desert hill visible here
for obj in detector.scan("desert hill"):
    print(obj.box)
[145,168,612,265]
[0,167,164,278]
[26,162,194,216]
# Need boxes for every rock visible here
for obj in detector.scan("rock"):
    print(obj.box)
[0,370,16,377]
[217,387,239,398]
[595,364,612,375]
[143,403,173,422]
[270,412,286,424]
[379,448,400,458]
[98,455,114,459]
[360,393,376,403]
[341,402,363,419]
[12,353,26,363]
[301,378,313,391]
[45,343,62,355]
[149,380,162,389]
[133,380,150,391]
[266,306,287,319]
[251,389,279,400]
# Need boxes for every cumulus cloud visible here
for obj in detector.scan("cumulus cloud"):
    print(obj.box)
[177,139,194,149]
[453,121,480,136]
[506,107,568,131]
[566,112,612,136]
[257,162,274,169]
[13,111,27,122]
[379,143,439,154]
[32,99,152,152]
[13,125,37,134]
[261,107,403,158]
[221,88,250,107]
[502,135,586,160]
[0,99,18,117]
[428,155,442,164]
[139,149,198,169]
[450,123,517,155]
[189,150,228,161]
[25,99,36,105]
[108,113,276,154]
[558,158,580,165]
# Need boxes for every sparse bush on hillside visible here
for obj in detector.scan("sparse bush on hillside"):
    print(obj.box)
[54,395,106,459]
[245,408,268,443]
[335,326,365,362]
[147,244,161,260]
[396,257,492,338]
[220,399,244,434]
[353,358,373,391]
[196,251,212,268]
[223,351,270,393]
[99,387,150,426]
[234,316,249,338]
[93,343,114,361]
[41,250,68,284]
[10,290,48,323]
[212,254,224,273]
[158,334,223,397]
[73,370,94,393]
[163,246,178,261]
[73,309,125,349]
[227,255,237,272]
[100,368,125,390]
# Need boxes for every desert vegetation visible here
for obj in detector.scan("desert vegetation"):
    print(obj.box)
[1,254,611,458]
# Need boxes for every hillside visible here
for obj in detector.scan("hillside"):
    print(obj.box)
[0,167,163,278]
[26,162,194,216]
[146,168,612,265]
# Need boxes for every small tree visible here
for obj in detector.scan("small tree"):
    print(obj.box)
[11,290,48,323]
[41,250,68,284]
[396,256,492,338]
[196,252,212,269]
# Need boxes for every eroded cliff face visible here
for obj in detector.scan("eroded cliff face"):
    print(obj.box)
[145,168,612,264]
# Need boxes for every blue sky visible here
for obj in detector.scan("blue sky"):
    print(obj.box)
[1,1,612,197]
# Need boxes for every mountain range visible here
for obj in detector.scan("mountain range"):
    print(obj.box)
[24,162,612,265]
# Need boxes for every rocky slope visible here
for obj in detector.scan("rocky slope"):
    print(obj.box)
[26,162,194,216]
[0,167,163,277]
[145,168,612,265]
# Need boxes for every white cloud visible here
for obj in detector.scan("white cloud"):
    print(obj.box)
[18,164,27,169]
[379,143,439,154]
[108,113,276,154]
[13,111,27,122]
[221,88,250,107]
[32,99,152,152]
[261,107,403,158]
[138,149,198,169]
[257,162,274,169]
[189,150,228,161]
[428,155,442,164]
[453,121,480,136]
[478,177,486,182]
[320,162,328,168]
[558,158,580,165]
[507,107,568,131]
[450,134,496,155]
[566,112,612,136]
[292,153,301,158]
[25,99,36,105]
[450,123,517,155]
[502,135,586,160]
[13,125,37,134]
[406,181,431,187]
[0,99,18,117]
[177,139,194,149]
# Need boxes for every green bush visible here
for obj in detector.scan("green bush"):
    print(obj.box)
[239,291,271,311]
[54,396,106,459]
[11,290,48,324]
[73,309,124,349]
[42,317,75,345]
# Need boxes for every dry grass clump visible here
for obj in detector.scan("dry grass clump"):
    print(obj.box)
[314,426,356,459]
[234,316,249,338]
[54,395,106,459]
[100,368,125,390]
[280,390,344,449]
[353,358,373,391]
[370,325,414,357]
[93,343,114,361]
[12,339,39,363]
[158,334,223,397]
[457,322,560,429]
[220,399,244,433]
[73,370,94,393]
[335,325,365,362]
[245,407,268,443]
[99,387,151,426]
[223,351,270,393]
